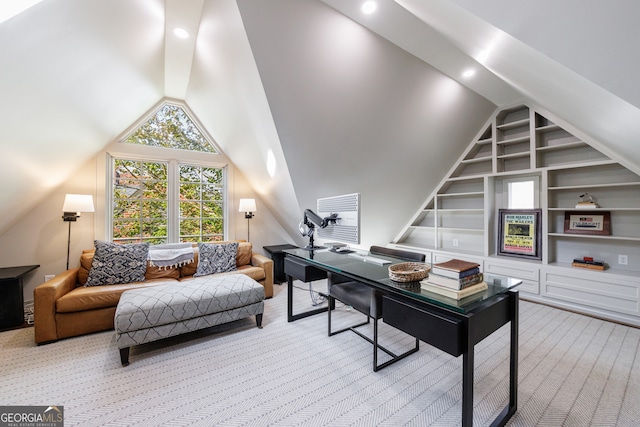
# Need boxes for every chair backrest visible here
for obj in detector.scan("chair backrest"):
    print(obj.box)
[369,245,426,262]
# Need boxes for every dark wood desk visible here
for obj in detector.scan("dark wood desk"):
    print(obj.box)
[284,248,519,427]
[0,265,39,330]
[263,244,298,284]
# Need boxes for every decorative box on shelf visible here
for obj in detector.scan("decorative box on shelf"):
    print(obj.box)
[571,257,606,271]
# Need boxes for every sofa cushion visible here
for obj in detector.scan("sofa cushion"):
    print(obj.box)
[57,278,179,313]
[234,265,266,283]
[78,249,181,285]
[180,265,266,284]
[78,250,94,285]
[85,241,150,287]
[179,241,252,277]
[194,242,238,277]
[145,264,181,280]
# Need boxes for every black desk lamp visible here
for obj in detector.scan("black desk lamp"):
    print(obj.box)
[62,194,94,270]
[299,209,339,250]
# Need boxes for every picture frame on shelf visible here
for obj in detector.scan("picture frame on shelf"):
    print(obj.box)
[564,211,611,235]
[497,209,542,260]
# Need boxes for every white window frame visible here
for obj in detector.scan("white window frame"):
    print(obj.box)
[94,99,233,243]
[96,142,232,243]
[502,175,540,209]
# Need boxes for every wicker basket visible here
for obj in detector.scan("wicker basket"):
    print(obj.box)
[388,262,430,283]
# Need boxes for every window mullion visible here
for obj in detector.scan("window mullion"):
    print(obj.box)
[168,159,179,242]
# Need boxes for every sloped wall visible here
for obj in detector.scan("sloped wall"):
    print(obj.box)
[238,0,496,248]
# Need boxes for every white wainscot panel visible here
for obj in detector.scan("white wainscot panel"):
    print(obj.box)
[542,270,640,316]
[485,259,540,282]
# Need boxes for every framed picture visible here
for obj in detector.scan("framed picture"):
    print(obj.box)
[564,211,611,235]
[497,209,542,260]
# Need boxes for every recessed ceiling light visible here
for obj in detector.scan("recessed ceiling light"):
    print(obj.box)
[173,27,189,39]
[462,69,476,78]
[361,1,377,14]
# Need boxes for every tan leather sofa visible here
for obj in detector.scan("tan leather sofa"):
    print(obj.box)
[34,241,273,345]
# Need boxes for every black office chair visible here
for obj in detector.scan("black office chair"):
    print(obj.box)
[327,246,425,371]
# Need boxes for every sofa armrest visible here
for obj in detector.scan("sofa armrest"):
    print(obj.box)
[251,253,274,298]
[34,268,79,344]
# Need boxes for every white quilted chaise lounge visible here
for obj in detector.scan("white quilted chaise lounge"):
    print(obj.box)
[115,274,265,365]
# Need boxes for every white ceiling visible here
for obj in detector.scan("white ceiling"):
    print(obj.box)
[1,0,639,243]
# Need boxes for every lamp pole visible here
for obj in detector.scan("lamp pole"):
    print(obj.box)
[238,199,256,242]
[66,221,72,270]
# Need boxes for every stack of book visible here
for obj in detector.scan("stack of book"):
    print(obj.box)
[420,259,487,300]
[575,201,599,209]
[572,257,605,270]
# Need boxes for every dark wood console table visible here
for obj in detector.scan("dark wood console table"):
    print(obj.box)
[283,248,519,427]
[0,265,39,330]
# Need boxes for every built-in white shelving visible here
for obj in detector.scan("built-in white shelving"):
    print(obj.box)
[393,103,640,326]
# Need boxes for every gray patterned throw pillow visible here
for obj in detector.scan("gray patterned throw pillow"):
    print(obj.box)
[194,242,238,277]
[85,240,150,286]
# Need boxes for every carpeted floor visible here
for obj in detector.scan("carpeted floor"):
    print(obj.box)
[1,280,639,426]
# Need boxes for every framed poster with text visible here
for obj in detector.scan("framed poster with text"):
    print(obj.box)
[564,211,611,235]
[498,209,542,260]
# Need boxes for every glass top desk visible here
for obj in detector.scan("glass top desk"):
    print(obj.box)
[283,248,520,427]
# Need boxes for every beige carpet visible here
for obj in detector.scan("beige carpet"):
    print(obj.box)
[1,280,639,426]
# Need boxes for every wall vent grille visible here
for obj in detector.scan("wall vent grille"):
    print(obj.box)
[317,193,360,244]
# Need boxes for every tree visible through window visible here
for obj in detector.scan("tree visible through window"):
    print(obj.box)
[124,104,217,153]
[179,165,224,242]
[113,159,168,244]
[112,102,225,243]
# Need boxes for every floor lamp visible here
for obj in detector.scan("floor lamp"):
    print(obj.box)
[62,194,95,270]
[238,198,256,242]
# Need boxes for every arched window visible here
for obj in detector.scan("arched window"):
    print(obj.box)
[109,102,226,244]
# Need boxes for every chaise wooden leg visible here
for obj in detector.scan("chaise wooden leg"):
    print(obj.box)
[256,313,263,329]
[120,347,130,366]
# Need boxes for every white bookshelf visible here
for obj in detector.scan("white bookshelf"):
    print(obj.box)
[393,103,640,326]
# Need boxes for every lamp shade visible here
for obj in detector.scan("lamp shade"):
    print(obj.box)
[62,194,95,213]
[238,198,256,213]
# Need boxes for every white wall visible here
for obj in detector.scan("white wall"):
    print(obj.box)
[238,0,497,249]
[0,158,96,302]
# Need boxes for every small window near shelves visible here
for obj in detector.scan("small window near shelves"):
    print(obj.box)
[505,176,539,209]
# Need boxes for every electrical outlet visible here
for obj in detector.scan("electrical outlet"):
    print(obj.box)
[618,255,628,265]
[44,274,55,282]
[453,239,459,247]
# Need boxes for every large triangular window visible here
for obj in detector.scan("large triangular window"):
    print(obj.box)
[123,103,217,153]
[111,102,225,244]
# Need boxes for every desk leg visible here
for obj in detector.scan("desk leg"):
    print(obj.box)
[462,331,474,427]
[287,274,294,322]
[508,292,519,417]
[287,274,328,322]
[489,291,519,427]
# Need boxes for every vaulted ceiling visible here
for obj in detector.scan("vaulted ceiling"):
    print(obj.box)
[1,0,639,244]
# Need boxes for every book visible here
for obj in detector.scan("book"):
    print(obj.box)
[575,202,599,209]
[431,266,480,279]
[425,272,484,290]
[432,259,480,273]
[420,280,488,300]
